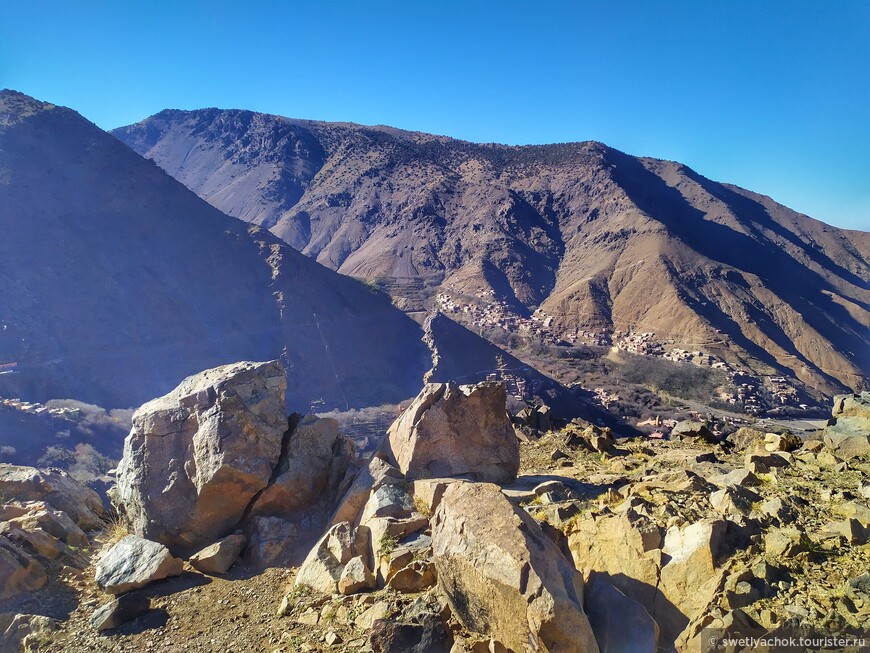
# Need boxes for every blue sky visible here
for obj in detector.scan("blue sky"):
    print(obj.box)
[2,1,868,230]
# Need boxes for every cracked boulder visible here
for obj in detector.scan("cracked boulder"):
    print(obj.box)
[378,382,519,483]
[431,481,599,653]
[115,360,288,555]
[823,392,870,459]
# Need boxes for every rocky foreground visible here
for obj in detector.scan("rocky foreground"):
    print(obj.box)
[1,361,869,652]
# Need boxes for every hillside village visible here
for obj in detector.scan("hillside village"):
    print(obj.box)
[435,290,816,417]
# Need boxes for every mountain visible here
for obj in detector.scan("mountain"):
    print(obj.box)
[0,91,429,410]
[113,109,870,396]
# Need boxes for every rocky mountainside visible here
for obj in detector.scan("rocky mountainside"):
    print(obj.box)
[0,91,429,410]
[114,109,870,396]
[3,362,869,652]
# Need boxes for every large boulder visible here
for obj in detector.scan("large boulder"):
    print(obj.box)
[0,537,47,599]
[431,481,599,653]
[0,464,105,530]
[252,415,354,517]
[379,383,519,483]
[823,392,870,459]
[115,360,289,554]
[95,535,183,594]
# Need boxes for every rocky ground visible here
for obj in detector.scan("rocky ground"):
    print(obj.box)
[1,364,868,653]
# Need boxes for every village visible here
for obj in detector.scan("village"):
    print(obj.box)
[0,397,82,420]
[435,290,816,418]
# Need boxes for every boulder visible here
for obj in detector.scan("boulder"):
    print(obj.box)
[90,593,150,631]
[370,614,453,653]
[0,536,47,599]
[115,360,288,554]
[670,421,717,443]
[0,464,105,530]
[189,533,246,574]
[0,614,57,653]
[338,555,376,594]
[431,481,599,653]
[243,516,302,568]
[295,521,364,594]
[823,393,870,459]
[585,573,658,653]
[330,457,405,526]
[360,483,415,523]
[387,559,437,593]
[95,535,183,594]
[5,504,89,548]
[379,383,519,483]
[764,432,801,452]
[252,415,353,517]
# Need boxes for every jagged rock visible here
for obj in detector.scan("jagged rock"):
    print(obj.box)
[763,528,807,558]
[0,614,57,652]
[745,453,789,474]
[764,432,801,452]
[411,478,457,515]
[366,515,429,579]
[379,383,519,483]
[823,393,870,459]
[330,457,405,526]
[360,483,415,523]
[338,555,375,594]
[709,468,760,488]
[370,614,453,653]
[728,427,766,451]
[671,420,717,443]
[387,559,437,593]
[189,533,247,574]
[355,601,393,630]
[0,521,71,560]
[432,481,598,653]
[95,535,183,594]
[90,593,151,631]
[758,497,794,522]
[0,536,47,599]
[0,464,105,529]
[709,486,761,517]
[116,360,288,555]
[585,572,658,653]
[4,504,89,548]
[295,521,363,594]
[252,415,353,517]
[819,519,867,545]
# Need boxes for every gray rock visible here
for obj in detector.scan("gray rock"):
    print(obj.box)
[90,593,150,631]
[338,555,376,594]
[95,535,183,594]
[360,483,415,522]
[0,464,105,530]
[115,360,288,555]
[585,572,658,653]
[295,522,362,594]
[369,614,453,653]
[432,481,598,653]
[379,383,519,483]
[823,393,870,459]
[189,533,246,574]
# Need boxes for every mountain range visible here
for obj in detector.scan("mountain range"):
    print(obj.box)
[0,91,429,410]
[114,109,870,396]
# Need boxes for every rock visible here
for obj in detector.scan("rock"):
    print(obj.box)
[709,468,760,488]
[189,533,246,574]
[432,481,598,653]
[0,614,57,653]
[585,572,658,653]
[379,383,519,483]
[5,504,89,548]
[90,593,151,631]
[355,601,393,630]
[370,614,453,653]
[823,393,870,459]
[758,497,794,522]
[387,559,437,593]
[846,573,870,602]
[244,516,302,568]
[252,415,352,516]
[837,500,870,525]
[116,360,288,554]
[763,528,807,558]
[338,555,375,594]
[94,535,183,594]
[745,453,789,474]
[819,519,867,545]
[360,483,415,523]
[411,478,457,515]
[325,631,342,646]
[330,457,405,526]
[764,432,801,452]
[671,420,717,443]
[295,522,362,594]
[0,536,47,599]
[709,486,761,517]
[728,427,766,451]
[0,464,105,529]
[0,521,71,560]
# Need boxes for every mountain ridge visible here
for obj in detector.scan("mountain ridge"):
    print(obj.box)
[112,107,869,396]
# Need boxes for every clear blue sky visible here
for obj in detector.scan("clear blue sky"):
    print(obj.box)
[2,1,868,230]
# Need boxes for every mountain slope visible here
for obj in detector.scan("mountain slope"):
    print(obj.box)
[113,109,870,395]
[0,91,429,409]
